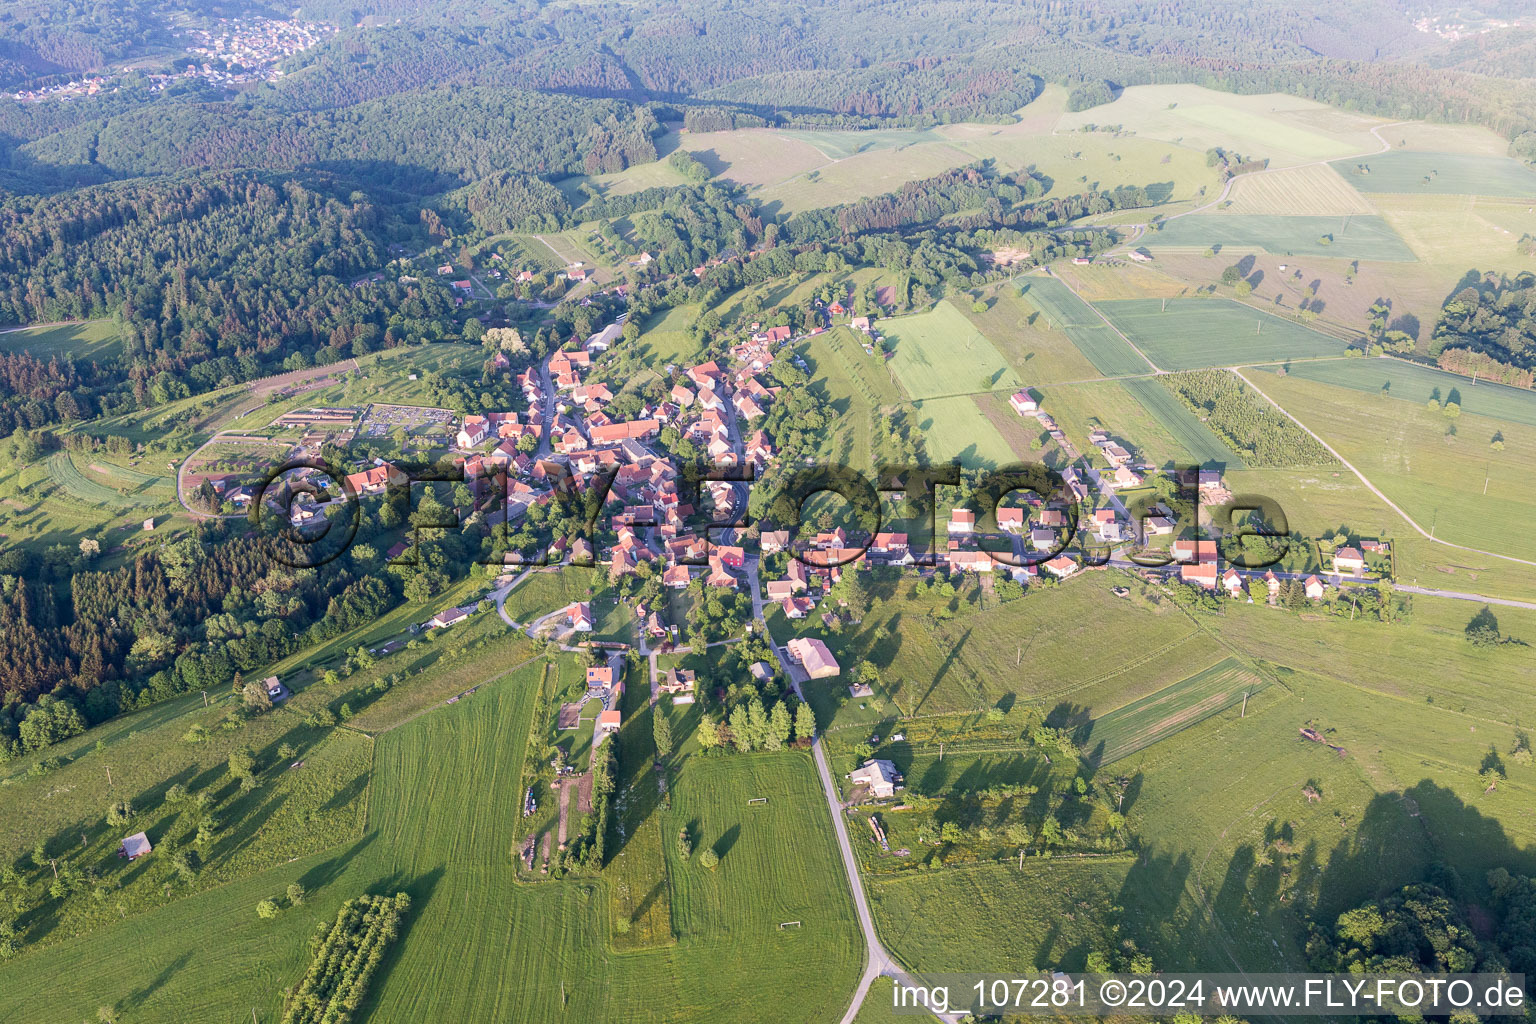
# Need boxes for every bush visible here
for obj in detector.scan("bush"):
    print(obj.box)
[256,898,281,919]
[698,848,719,870]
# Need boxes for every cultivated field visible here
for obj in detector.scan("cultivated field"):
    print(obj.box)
[1220,164,1377,216]
[1370,193,1536,272]
[1080,657,1266,765]
[1330,150,1536,197]
[1119,377,1245,467]
[1018,277,1153,377]
[1096,298,1345,370]
[0,318,122,360]
[884,301,1022,400]
[1145,214,1416,262]
[47,452,177,508]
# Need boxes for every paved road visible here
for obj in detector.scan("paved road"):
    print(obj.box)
[745,557,957,1023]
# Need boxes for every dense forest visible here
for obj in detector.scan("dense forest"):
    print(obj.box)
[1431,273,1536,378]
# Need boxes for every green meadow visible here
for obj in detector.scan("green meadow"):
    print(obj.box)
[884,301,1022,400]
[1097,298,1346,371]
[1018,277,1153,377]
[1331,151,1536,197]
[1254,356,1536,428]
[1145,214,1416,261]
[1120,377,1245,466]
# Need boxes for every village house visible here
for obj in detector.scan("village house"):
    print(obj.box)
[1221,568,1245,597]
[997,508,1026,533]
[1304,576,1327,601]
[782,595,815,618]
[429,606,470,629]
[849,759,903,799]
[567,602,593,631]
[1332,546,1366,575]
[948,508,976,534]
[1171,539,1218,564]
[344,462,407,497]
[1042,555,1078,579]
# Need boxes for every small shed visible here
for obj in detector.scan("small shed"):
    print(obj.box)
[120,832,152,860]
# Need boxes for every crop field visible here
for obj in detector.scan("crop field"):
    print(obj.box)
[1049,261,1192,302]
[1120,377,1245,466]
[756,136,972,214]
[1053,84,1380,166]
[1242,369,1536,563]
[867,858,1132,975]
[606,666,674,951]
[956,286,1102,383]
[1018,277,1153,376]
[1253,357,1536,427]
[884,302,1022,400]
[1096,298,1346,370]
[1079,657,1266,765]
[1145,214,1416,261]
[0,318,122,360]
[1036,379,1186,466]
[1330,151,1536,197]
[1220,163,1377,216]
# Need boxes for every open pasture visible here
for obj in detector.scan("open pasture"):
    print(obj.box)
[1096,298,1345,370]
[1242,368,1536,563]
[1053,84,1381,166]
[1079,657,1266,765]
[940,131,1214,203]
[1256,356,1536,428]
[635,303,706,368]
[957,286,1102,383]
[1119,377,1245,467]
[906,396,1020,469]
[1146,214,1416,262]
[1018,277,1153,376]
[0,318,122,361]
[884,301,1021,400]
[1330,150,1536,197]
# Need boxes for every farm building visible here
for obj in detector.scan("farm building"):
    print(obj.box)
[849,759,903,799]
[786,638,840,678]
[262,676,288,702]
[1009,389,1038,415]
[1181,563,1219,589]
[596,709,622,739]
[948,508,975,534]
[120,832,152,860]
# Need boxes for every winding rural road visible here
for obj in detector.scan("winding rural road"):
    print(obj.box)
[1233,368,1536,571]
[745,557,957,1024]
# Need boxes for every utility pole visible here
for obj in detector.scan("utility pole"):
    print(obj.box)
[1241,691,1249,718]
[105,765,111,788]
[49,858,58,879]
[202,690,209,708]
[1018,848,1025,871]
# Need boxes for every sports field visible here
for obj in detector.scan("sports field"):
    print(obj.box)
[1119,377,1245,467]
[1080,657,1266,765]
[1017,277,1153,376]
[1330,151,1536,197]
[884,301,1021,399]
[1096,298,1346,370]
[1146,214,1416,261]
[907,395,1021,468]
[1255,357,1536,428]
[0,318,122,360]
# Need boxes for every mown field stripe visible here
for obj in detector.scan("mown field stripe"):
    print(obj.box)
[1018,277,1156,377]
[1120,378,1245,467]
